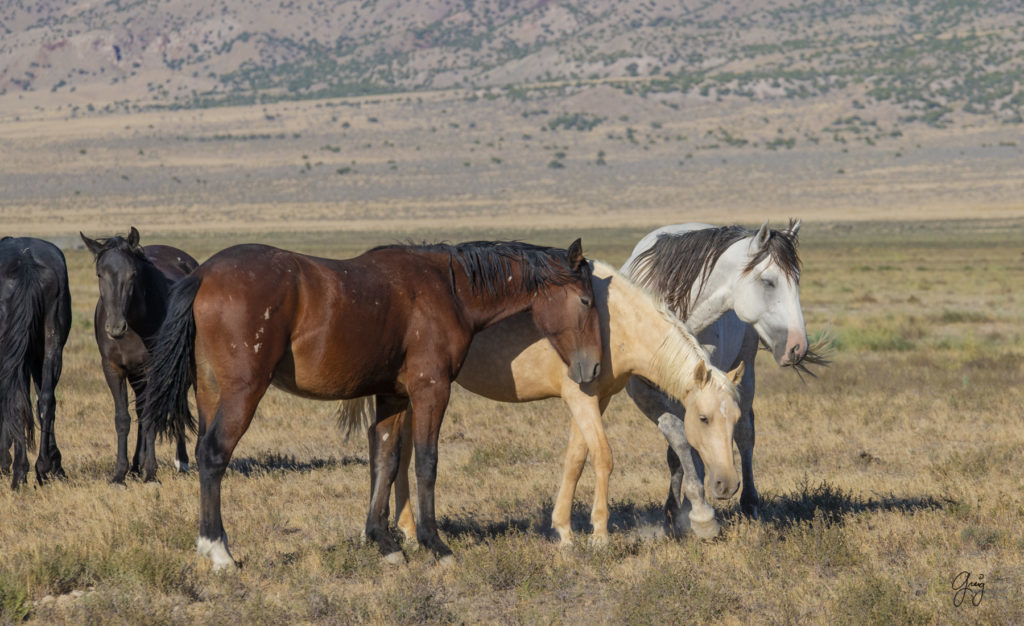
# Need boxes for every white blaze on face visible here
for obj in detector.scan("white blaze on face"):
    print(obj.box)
[264,307,271,320]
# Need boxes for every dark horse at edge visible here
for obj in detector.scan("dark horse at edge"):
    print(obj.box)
[141,239,603,569]
[81,227,198,483]
[0,237,71,488]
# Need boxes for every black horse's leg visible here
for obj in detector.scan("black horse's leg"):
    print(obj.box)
[365,394,408,564]
[130,377,160,483]
[736,407,759,518]
[8,381,32,488]
[33,328,66,483]
[0,426,11,474]
[105,364,133,483]
[410,382,454,563]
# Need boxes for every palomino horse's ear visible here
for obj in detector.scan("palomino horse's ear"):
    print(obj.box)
[754,221,771,249]
[128,226,141,249]
[785,218,802,239]
[80,232,102,257]
[693,361,712,387]
[566,238,584,270]
[727,362,745,385]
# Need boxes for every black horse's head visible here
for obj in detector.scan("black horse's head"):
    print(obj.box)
[81,227,147,340]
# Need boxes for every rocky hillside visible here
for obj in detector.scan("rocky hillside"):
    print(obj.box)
[2,0,1023,127]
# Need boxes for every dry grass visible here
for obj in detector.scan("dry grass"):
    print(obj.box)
[0,218,1022,623]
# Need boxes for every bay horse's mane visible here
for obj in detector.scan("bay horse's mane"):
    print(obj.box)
[373,240,588,297]
[627,224,801,319]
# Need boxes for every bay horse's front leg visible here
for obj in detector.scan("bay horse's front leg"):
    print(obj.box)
[365,394,408,564]
[409,381,454,563]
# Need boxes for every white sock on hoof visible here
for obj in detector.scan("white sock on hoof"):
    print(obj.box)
[197,533,236,571]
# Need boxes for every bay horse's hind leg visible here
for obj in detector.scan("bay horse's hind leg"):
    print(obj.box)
[196,387,266,571]
[366,394,409,564]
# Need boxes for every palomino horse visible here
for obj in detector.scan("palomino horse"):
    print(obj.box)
[343,261,745,546]
[81,227,198,483]
[141,240,602,569]
[621,220,807,537]
[0,237,71,488]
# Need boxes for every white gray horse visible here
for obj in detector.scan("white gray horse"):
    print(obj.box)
[618,220,807,538]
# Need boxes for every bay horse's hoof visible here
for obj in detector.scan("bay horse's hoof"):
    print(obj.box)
[383,551,406,566]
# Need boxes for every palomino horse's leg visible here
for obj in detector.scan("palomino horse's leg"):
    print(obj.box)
[103,363,133,483]
[552,386,612,546]
[393,414,417,544]
[366,394,409,564]
[409,382,455,563]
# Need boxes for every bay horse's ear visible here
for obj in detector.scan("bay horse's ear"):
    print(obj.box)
[566,238,584,271]
[693,360,711,387]
[785,218,802,239]
[127,226,141,249]
[80,232,102,257]
[727,362,745,385]
[754,221,771,249]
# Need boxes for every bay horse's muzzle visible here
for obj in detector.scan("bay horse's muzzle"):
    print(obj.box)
[568,353,601,385]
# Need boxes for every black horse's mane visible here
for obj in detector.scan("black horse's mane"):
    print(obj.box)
[628,225,800,319]
[373,240,588,296]
[91,235,149,263]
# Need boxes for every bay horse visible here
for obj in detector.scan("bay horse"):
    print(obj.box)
[621,220,809,537]
[81,227,198,483]
[0,237,71,488]
[341,260,745,546]
[141,239,602,569]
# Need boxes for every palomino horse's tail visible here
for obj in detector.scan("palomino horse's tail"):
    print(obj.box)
[140,273,202,442]
[0,251,46,451]
[336,397,375,440]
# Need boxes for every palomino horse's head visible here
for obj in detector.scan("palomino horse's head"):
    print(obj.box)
[529,239,602,385]
[81,227,145,340]
[731,220,807,366]
[683,361,745,500]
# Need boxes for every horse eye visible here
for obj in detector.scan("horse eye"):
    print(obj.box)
[579,296,591,307]
[699,415,709,424]
[762,278,775,289]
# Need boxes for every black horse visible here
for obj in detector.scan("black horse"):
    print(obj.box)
[0,237,71,488]
[81,227,198,483]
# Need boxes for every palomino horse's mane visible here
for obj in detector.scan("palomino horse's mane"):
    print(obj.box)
[372,240,589,297]
[592,260,739,404]
[627,224,801,319]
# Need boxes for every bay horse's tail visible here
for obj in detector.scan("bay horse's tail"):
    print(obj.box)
[336,396,375,440]
[141,273,202,442]
[0,252,46,451]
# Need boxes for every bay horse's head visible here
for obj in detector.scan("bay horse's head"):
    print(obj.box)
[682,361,745,501]
[731,219,807,367]
[529,239,603,385]
[81,226,146,340]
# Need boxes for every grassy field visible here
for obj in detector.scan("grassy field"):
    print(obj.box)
[0,218,1021,623]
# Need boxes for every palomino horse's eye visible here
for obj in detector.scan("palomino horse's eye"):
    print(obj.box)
[699,415,709,424]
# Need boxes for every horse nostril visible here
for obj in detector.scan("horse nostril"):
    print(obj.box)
[591,362,601,379]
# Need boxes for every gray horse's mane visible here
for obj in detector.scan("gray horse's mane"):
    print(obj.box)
[627,225,800,319]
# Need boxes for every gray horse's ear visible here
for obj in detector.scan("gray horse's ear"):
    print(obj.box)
[754,221,771,249]
[80,232,102,257]
[785,218,802,238]
[567,238,584,270]
[127,226,141,249]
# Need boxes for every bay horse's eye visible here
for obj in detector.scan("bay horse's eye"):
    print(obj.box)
[579,296,592,307]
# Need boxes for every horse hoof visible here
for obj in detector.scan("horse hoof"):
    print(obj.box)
[175,460,189,473]
[690,517,722,540]
[383,551,406,566]
[437,554,456,568]
[589,533,609,548]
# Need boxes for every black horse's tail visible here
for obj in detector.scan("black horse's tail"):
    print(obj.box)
[0,253,46,450]
[141,273,202,442]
